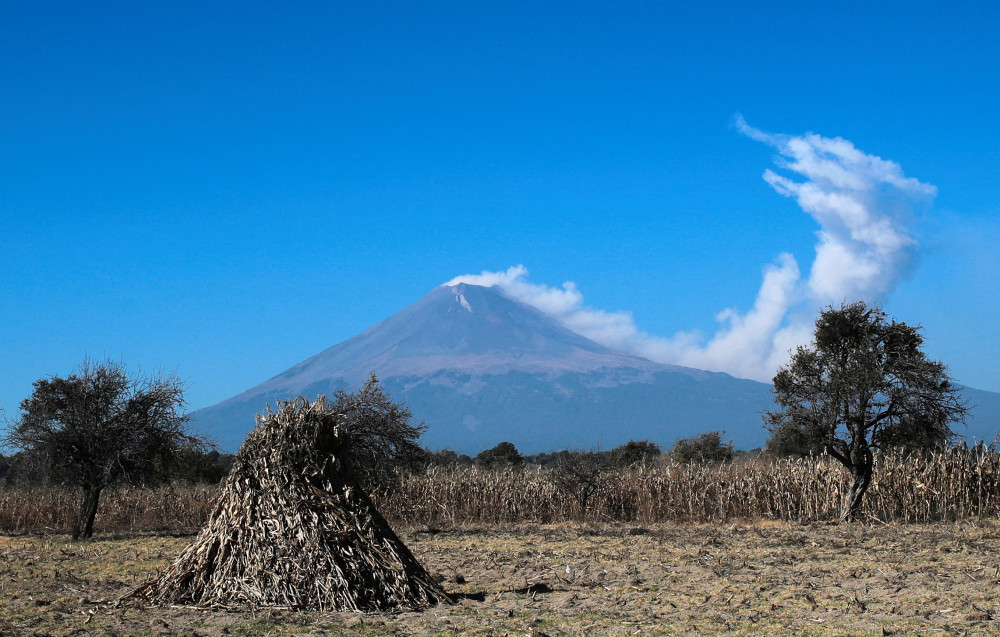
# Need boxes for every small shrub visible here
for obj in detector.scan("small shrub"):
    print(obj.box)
[671,431,734,465]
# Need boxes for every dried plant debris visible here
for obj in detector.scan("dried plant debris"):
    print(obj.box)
[126,396,451,612]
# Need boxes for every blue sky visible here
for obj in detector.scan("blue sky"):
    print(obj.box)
[2,1,998,419]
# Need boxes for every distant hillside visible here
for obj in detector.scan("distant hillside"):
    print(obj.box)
[959,386,1000,445]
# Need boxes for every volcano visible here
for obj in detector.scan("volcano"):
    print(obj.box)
[190,283,1000,454]
[192,284,774,453]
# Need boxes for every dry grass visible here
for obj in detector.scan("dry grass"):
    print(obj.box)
[0,484,216,535]
[3,446,999,535]
[3,522,1000,635]
[384,446,1000,526]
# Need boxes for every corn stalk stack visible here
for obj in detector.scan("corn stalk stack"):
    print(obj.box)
[127,396,451,611]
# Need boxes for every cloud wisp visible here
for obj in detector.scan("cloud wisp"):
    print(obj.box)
[448,120,936,381]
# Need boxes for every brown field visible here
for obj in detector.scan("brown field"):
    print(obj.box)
[4,449,1000,635]
[2,521,1000,636]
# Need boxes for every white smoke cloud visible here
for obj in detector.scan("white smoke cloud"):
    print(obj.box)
[447,119,936,381]
[736,114,934,302]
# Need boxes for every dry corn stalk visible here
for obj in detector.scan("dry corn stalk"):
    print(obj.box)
[126,396,450,612]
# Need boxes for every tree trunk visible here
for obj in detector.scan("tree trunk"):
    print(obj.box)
[839,462,873,523]
[73,484,103,539]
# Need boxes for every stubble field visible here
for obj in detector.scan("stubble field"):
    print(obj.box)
[3,521,1000,636]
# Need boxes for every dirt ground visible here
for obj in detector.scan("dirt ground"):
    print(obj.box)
[2,521,1000,636]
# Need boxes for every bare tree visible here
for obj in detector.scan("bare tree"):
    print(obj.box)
[765,302,968,522]
[3,359,208,538]
[548,449,611,517]
[327,373,426,491]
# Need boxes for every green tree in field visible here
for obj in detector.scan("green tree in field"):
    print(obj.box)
[671,431,734,465]
[2,359,209,539]
[610,439,661,467]
[425,448,474,467]
[169,447,236,484]
[765,302,968,522]
[475,441,524,468]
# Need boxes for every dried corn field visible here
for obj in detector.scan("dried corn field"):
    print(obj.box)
[0,484,217,535]
[385,447,1000,526]
[3,447,1000,535]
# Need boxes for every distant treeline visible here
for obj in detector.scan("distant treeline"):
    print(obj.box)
[0,433,753,487]
[428,434,758,469]
[0,447,237,487]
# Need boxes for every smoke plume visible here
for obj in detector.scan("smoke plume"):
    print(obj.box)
[448,119,936,381]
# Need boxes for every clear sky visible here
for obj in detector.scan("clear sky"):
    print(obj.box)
[2,1,998,420]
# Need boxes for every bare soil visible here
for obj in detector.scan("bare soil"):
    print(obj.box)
[2,521,1000,636]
